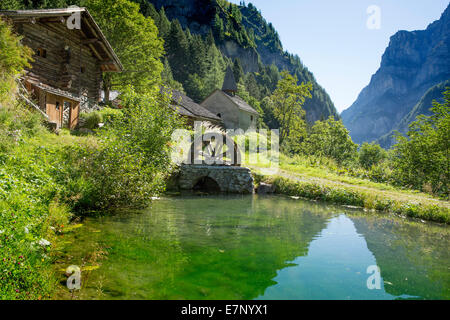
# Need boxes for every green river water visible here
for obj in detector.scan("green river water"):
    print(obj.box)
[57,195,450,300]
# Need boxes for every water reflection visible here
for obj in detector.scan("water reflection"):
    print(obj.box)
[57,195,450,300]
[259,215,396,299]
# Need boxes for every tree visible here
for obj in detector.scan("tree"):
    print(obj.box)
[270,70,312,148]
[0,0,24,9]
[85,0,164,101]
[157,7,171,41]
[303,117,358,165]
[232,58,244,83]
[184,73,206,102]
[212,13,224,42]
[359,142,387,169]
[392,88,450,197]
[245,72,261,100]
[161,58,184,92]
[202,43,226,96]
[0,19,32,104]
[166,20,189,83]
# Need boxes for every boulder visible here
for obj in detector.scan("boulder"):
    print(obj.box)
[257,182,275,194]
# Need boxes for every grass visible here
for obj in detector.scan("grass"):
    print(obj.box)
[253,171,449,224]
[0,120,98,299]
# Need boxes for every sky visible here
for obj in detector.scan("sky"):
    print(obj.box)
[228,0,449,113]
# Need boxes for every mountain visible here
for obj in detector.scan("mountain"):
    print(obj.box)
[139,0,339,123]
[341,4,450,146]
[377,80,449,148]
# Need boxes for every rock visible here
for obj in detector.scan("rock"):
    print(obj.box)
[342,5,450,146]
[257,183,275,194]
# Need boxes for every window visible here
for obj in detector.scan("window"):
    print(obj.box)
[55,101,60,110]
[250,115,254,121]
[217,113,221,118]
[80,66,86,74]
[36,48,47,58]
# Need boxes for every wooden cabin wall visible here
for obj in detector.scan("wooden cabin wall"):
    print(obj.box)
[17,21,102,103]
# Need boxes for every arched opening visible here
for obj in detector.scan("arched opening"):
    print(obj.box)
[193,176,221,193]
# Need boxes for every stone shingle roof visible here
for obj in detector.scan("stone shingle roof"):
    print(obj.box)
[168,89,221,122]
[223,92,259,115]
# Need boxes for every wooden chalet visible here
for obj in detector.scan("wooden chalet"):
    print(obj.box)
[0,7,123,129]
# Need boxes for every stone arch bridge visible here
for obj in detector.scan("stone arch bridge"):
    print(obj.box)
[179,164,254,194]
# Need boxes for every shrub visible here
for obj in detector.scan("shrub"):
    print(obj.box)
[98,107,122,124]
[80,111,103,130]
[58,88,183,212]
[358,142,387,169]
[392,89,450,198]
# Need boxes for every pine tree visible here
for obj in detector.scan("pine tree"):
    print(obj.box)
[212,13,224,42]
[187,34,207,77]
[161,58,184,92]
[166,20,189,83]
[232,58,244,83]
[158,7,171,42]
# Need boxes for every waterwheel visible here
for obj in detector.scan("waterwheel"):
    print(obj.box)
[189,132,241,166]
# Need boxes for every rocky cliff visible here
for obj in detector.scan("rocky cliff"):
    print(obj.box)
[341,4,450,145]
[145,0,339,123]
[377,80,449,148]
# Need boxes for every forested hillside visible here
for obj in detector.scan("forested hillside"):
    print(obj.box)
[135,0,339,124]
[1,0,338,125]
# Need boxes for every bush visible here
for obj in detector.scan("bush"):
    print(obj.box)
[392,89,450,198]
[367,162,392,184]
[98,107,122,124]
[303,117,358,165]
[358,142,387,169]
[80,111,103,130]
[58,88,183,212]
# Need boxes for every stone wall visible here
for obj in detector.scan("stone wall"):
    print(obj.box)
[179,165,254,194]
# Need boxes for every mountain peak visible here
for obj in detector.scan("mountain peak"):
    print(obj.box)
[341,4,450,146]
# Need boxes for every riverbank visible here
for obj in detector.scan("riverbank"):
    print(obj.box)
[252,167,450,224]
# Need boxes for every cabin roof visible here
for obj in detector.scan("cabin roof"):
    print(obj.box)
[28,79,82,101]
[168,89,222,122]
[0,7,123,72]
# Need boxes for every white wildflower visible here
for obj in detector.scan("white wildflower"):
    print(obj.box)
[38,238,51,246]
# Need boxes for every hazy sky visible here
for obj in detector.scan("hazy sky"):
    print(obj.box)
[228,0,449,113]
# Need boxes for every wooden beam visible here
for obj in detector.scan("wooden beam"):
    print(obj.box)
[100,60,115,65]
[88,43,103,61]
[82,38,100,45]
[39,16,66,24]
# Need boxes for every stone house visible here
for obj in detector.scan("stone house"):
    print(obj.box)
[201,66,259,130]
[0,7,123,129]
[167,88,222,127]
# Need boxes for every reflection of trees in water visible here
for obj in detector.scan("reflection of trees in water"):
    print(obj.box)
[153,196,331,299]
[351,216,450,299]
